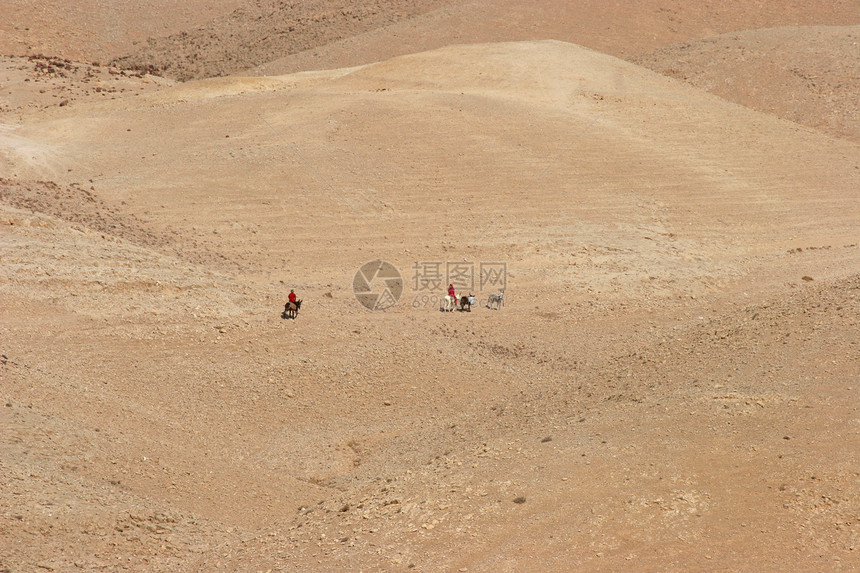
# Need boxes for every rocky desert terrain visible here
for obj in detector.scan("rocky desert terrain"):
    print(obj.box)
[2,2,859,572]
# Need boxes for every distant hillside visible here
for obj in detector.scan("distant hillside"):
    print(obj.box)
[633,26,860,142]
[110,0,453,80]
[109,0,860,82]
[0,0,244,61]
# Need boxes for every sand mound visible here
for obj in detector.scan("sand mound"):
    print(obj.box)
[634,26,860,142]
[17,42,857,269]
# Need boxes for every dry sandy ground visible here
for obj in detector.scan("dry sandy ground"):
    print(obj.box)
[2,3,860,573]
[634,25,860,143]
[0,56,172,124]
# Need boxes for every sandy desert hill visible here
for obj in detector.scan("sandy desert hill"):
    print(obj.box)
[103,0,860,81]
[5,0,857,141]
[2,2,860,573]
[634,25,860,143]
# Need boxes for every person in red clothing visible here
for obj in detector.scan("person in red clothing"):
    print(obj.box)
[448,284,455,299]
[288,289,297,304]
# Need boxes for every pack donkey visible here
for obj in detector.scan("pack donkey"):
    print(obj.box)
[282,299,303,319]
[486,290,504,310]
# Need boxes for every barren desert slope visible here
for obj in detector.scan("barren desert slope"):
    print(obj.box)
[103,0,860,81]
[634,25,860,143]
[3,38,860,572]
[5,0,858,81]
[0,0,244,62]
[5,0,858,142]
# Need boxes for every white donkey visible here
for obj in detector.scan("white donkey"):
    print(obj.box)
[442,295,457,312]
[486,290,504,310]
